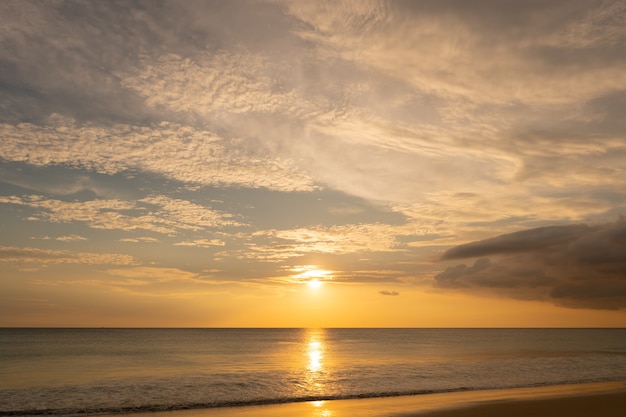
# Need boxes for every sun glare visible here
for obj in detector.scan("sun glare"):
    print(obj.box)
[308,279,323,289]
[292,265,333,289]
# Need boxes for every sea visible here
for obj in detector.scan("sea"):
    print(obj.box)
[1,328,626,416]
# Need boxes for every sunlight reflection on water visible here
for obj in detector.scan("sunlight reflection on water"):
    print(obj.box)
[310,400,333,417]
[303,329,328,396]
[308,341,323,372]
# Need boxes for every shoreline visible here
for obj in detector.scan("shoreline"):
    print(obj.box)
[116,380,626,417]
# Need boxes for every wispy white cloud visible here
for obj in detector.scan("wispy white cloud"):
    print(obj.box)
[174,239,225,248]
[106,266,198,281]
[241,223,406,261]
[56,234,87,242]
[119,237,160,243]
[273,0,626,215]
[0,246,136,265]
[213,221,447,274]
[285,0,626,106]
[547,1,626,48]
[3,1,623,230]
[87,266,272,297]
[119,52,316,118]
[140,195,244,230]
[0,194,243,235]
[0,115,315,192]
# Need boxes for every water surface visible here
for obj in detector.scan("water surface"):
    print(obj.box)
[1,328,625,415]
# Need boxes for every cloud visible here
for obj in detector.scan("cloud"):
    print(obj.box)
[271,224,401,253]
[0,163,122,198]
[0,115,315,192]
[140,195,245,230]
[0,194,243,235]
[3,0,626,225]
[441,224,594,260]
[119,52,318,118]
[277,0,626,210]
[93,266,269,297]
[379,290,399,296]
[234,222,410,262]
[174,239,226,248]
[120,237,159,243]
[106,267,198,281]
[435,219,626,309]
[2,0,626,320]
[56,235,87,242]
[286,0,626,107]
[0,246,136,265]
[435,258,552,290]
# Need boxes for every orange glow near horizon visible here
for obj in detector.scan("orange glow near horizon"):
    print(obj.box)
[2,1,626,329]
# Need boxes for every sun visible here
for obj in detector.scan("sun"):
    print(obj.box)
[292,265,333,289]
[308,279,323,289]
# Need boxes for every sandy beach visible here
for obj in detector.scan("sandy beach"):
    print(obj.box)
[396,382,626,417]
[124,381,626,417]
[399,389,626,417]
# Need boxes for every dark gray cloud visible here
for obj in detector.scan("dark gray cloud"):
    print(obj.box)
[435,257,553,292]
[436,220,626,309]
[379,290,399,296]
[442,224,594,260]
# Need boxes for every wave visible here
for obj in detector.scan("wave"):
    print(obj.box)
[2,377,622,417]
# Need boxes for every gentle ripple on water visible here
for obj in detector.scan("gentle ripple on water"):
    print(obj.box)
[1,328,626,415]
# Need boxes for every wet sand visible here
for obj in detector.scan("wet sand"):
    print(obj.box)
[398,389,626,417]
[395,382,626,417]
[124,381,626,417]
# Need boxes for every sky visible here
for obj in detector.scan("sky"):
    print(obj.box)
[1,0,626,327]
